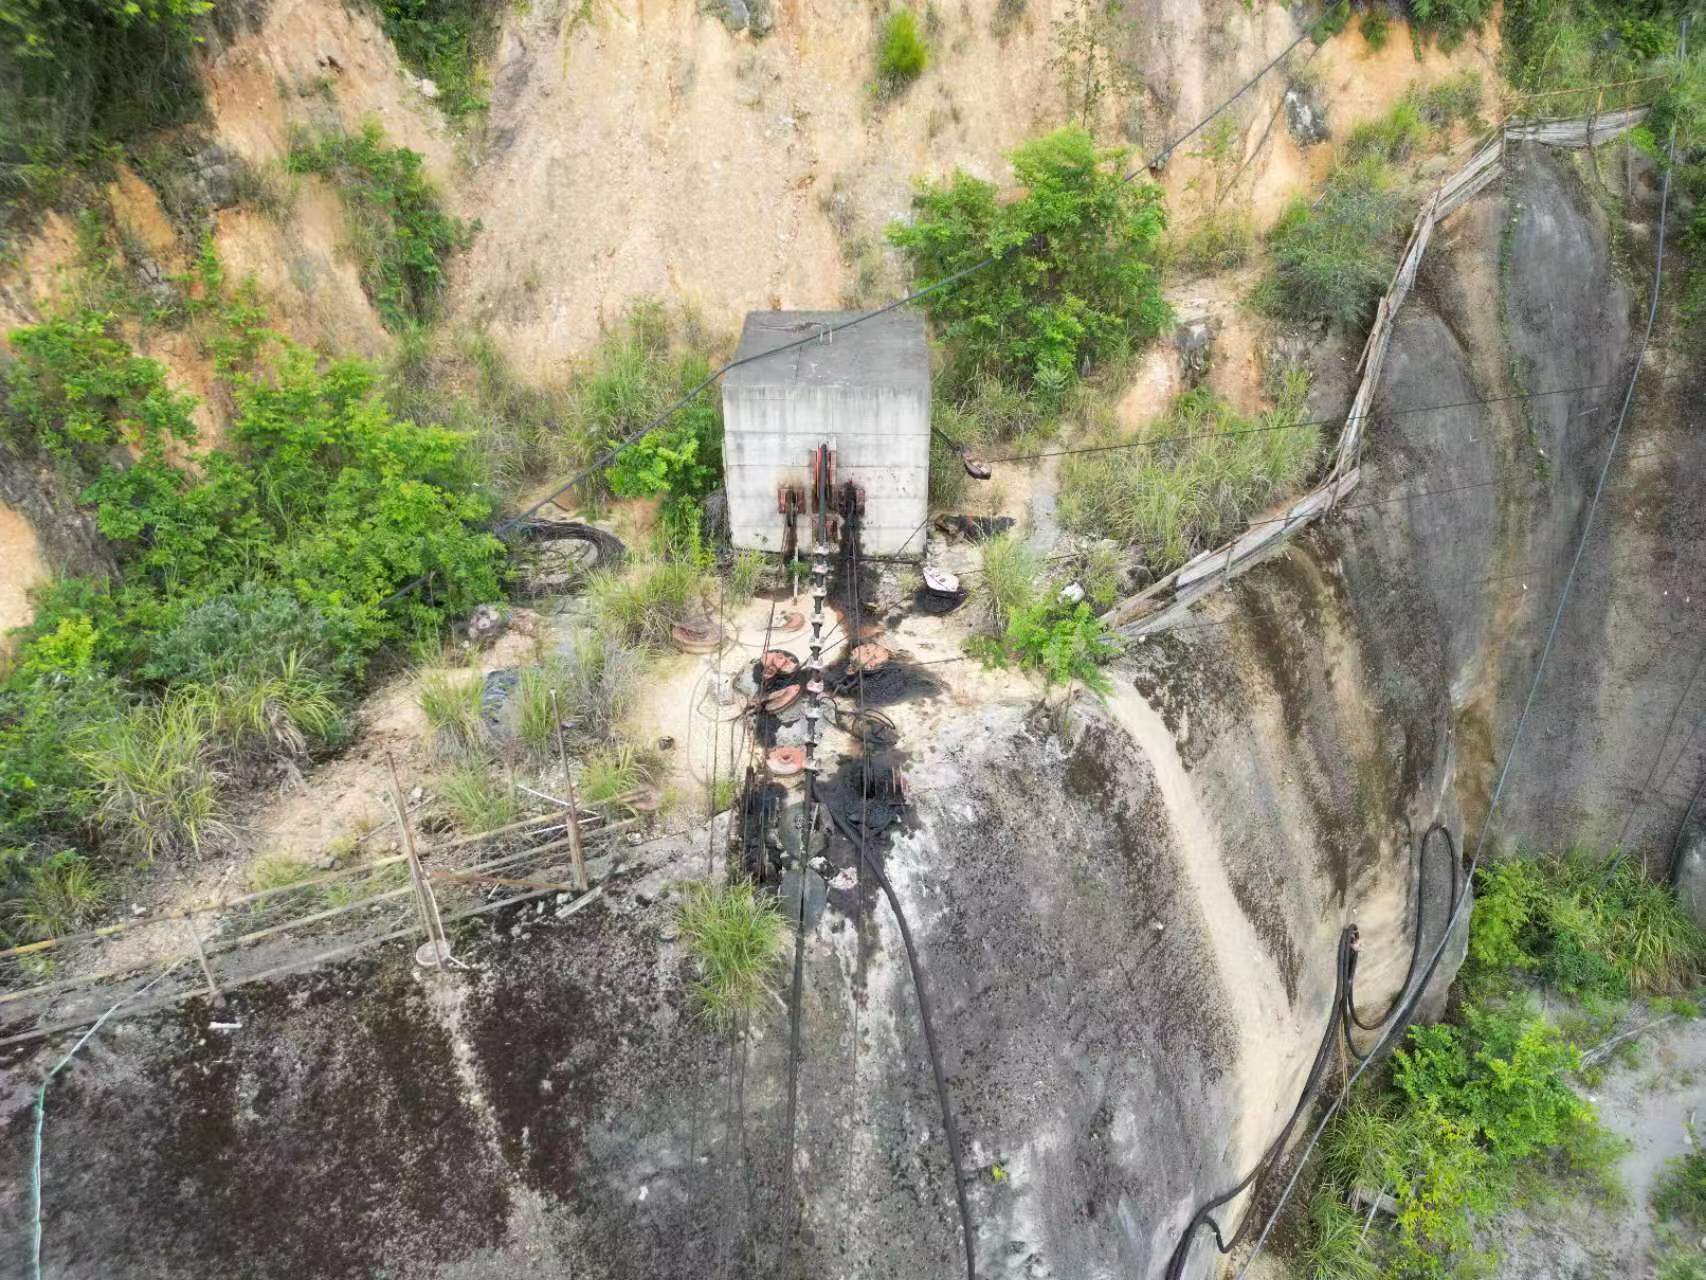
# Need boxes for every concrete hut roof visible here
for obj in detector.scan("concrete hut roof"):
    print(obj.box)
[724,309,930,397]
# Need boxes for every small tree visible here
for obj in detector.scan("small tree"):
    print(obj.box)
[887,125,1170,400]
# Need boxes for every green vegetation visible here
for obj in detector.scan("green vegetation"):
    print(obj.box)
[1344,98,1431,162]
[1168,210,1255,276]
[1257,154,1410,330]
[0,0,208,233]
[585,559,705,647]
[437,762,520,831]
[3,850,104,942]
[1361,6,1392,50]
[1057,378,1321,574]
[286,121,472,331]
[578,743,654,807]
[674,878,790,1029]
[967,535,1121,692]
[875,9,929,96]
[374,0,499,120]
[1655,1148,1706,1229]
[1410,0,1495,49]
[0,290,502,936]
[889,125,1170,404]
[419,669,486,759]
[1295,843,1705,1277]
[971,533,1043,632]
[1469,849,1706,997]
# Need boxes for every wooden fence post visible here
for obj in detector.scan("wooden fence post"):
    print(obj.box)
[388,753,451,968]
[551,689,590,892]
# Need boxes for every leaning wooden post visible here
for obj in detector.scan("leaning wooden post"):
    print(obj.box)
[387,753,449,967]
[186,916,224,1008]
[551,689,590,892]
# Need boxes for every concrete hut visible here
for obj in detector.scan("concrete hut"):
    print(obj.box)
[721,309,930,557]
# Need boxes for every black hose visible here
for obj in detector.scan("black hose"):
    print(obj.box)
[1163,822,1465,1279]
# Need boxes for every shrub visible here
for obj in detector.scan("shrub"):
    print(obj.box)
[1361,7,1392,50]
[995,598,1122,694]
[972,533,1043,632]
[888,125,1170,397]
[674,878,790,1029]
[1655,1150,1706,1230]
[1057,381,1321,572]
[143,584,341,686]
[1257,154,1409,330]
[5,850,104,942]
[374,0,498,120]
[876,10,929,94]
[1169,210,1255,275]
[286,121,472,330]
[1344,98,1430,162]
[585,559,704,647]
[437,763,520,832]
[419,669,485,760]
[1410,0,1494,49]
[1420,71,1483,129]
[83,694,227,860]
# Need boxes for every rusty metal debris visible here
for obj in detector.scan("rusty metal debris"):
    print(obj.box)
[762,649,801,679]
[768,746,806,776]
[670,618,724,653]
[764,683,804,713]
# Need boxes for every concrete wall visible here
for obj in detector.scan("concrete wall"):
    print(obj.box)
[722,310,930,557]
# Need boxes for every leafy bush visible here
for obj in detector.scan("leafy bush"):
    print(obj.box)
[1257,155,1409,330]
[1361,7,1392,50]
[888,125,1170,398]
[286,122,472,330]
[374,0,498,120]
[1169,210,1255,275]
[1058,380,1321,572]
[996,598,1122,694]
[876,10,929,94]
[1655,1149,1706,1230]
[1469,849,1706,997]
[675,878,790,1029]
[143,584,340,685]
[0,0,207,227]
[1410,0,1495,49]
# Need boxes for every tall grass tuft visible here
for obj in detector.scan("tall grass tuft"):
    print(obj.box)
[438,764,520,833]
[418,668,486,760]
[200,653,344,765]
[553,628,645,743]
[1057,382,1321,573]
[578,744,655,808]
[973,534,1044,632]
[83,695,227,860]
[8,851,105,941]
[585,560,703,647]
[675,879,791,1029]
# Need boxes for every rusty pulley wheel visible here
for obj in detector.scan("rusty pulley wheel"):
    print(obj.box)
[761,649,801,679]
[768,746,806,776]
[848,642,891,673]
[771,609,807,638]
[763,683,803,713]
[671,618,724,654]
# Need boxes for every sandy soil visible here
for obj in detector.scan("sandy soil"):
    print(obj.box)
[0,505,48,636]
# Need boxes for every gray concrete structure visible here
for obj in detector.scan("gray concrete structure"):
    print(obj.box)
[722,309,931,557]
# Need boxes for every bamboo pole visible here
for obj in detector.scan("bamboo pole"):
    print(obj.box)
[552,688,590,892]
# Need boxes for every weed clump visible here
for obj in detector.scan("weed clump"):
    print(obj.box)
[675,879,790,1029]
[1168,210,1255,276]
[4,851,104,942]
[375,0,499,120]
[286,121,472,331]
[83,695,228,861]
[419,669,486,760]
[875,10,929,96]
[585,560,705,647]
[437,764,520,833]
[971,534,1043,632]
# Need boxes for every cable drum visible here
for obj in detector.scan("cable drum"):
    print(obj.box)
[507,519,627,597]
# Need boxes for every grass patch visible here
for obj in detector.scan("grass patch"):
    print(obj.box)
[1360,7,1391,50]
[726,550,766,604]
[1656,1149,1706,1230]
[437,763,520,832]
[578,744,654,808]
[247,853,318,895]
[285,120,472,331]
[419,669,485,760]
[1344,97,1430,163]
[1057,377,1321,575]
[971,534,1043,633]
[675,878,790,1029]
[585,559,704,647]
[374,0,500,120]
[3,851,104,942]
[1256,154,1409,331]
[1168,210,1255,275]
[1410,0,1494,49]
[82,694,228,861]
[875,9,929,97]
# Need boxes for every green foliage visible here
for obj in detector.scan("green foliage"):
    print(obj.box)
[1361,7,1392,50]
[1057,379,1321,573]
[418,668,485,759]
[1296,1189,1381,1280]
[1314,1,1352,38]
[437,763,520,832]
[0,0,208,229]
[972,533,1043,631]
[1655,1149,1706,1229]
[674,878,790,1029]
[585,559,704,647]
[374,0,498,120]
[989,598,1122,694]
[888,125,1170,398]
[1257,154,1409,330]
[1410,0,1495,49]
[726,550,766,604]
[1658,1247,1706,1280]
[1344,98,1430,162]
[82,693,227,860]
[197,654,346,766]
[1420,70,1484,128]
[286,121,471,331]
[875,9,929,95]
[1468,849,1706,997]
[550,627,645,745]
[247,852,317,895]
[1169,210,1255,275]
[578,743,653,807]
[4,849,104,942]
